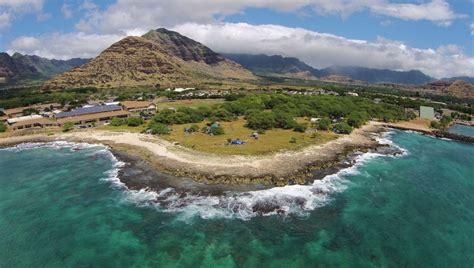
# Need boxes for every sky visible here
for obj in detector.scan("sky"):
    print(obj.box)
[0,0,473,78]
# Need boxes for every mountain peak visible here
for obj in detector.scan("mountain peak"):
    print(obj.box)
[142,28,225,65]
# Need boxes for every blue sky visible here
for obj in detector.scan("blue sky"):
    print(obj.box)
[0,0,473,78]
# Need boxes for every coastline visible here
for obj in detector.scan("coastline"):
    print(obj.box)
[0,121,392,186]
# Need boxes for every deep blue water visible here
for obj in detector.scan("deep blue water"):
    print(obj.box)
[0,131,473,267]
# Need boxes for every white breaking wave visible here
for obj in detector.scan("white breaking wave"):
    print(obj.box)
[2,135,408,221]
[110,136,408,221]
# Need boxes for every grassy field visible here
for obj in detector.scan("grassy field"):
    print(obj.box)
[96,123,148,133]
[155,98,225,110]
[161,118,339,155]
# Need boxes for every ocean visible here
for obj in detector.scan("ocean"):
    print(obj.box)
[0,130,473,267]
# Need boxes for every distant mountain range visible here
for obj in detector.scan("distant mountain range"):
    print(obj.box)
[44,28,255,89]
[223,53,473,86]
[0,53,88,86]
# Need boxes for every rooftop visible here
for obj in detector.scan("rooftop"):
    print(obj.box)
[56,105,122,119]
[121,101,155,109]
[57,110,130,124]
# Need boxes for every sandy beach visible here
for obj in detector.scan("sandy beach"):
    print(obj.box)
[0,121,388,185]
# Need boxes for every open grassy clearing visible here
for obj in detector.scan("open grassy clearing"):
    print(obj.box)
[161,118,339,155]
[97,123,148,133]
[155,98,225,110]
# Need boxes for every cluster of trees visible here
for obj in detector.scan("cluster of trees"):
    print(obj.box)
[110,116,144,127]
[145,93,410,135]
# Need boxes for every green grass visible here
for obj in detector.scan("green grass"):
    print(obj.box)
[161,118,338,155]
[156,98,225,110]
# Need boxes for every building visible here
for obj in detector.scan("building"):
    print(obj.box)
[7,114,43,125]
[420,106,435,119]
[347,92,359,97]
[10,118,59,131]
[120,101,156,113]
[3,107,25,118]
[55,105,130,126]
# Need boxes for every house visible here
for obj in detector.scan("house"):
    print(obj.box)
[120,101,156,113]
[420,106,435,119]
[3,107,25,118]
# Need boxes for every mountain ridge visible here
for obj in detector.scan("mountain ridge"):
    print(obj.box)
[0,53,88,86]
[44,29,256,89]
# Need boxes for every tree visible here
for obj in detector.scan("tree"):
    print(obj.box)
[333,122,352,134]
[246,112,275,130]
[0,122,6,133]
[439,115,452,128]
[110,117,125,126]
[126,116,144,127]
[62,122,74,132]
[273,112,297,129]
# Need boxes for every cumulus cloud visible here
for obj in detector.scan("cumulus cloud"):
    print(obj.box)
[8,32,124,59]
[74,0,464,35]
[0,0,44,29]
[173,23,474,78]
[61,3,72,19]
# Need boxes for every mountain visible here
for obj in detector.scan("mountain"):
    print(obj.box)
[222,53,318,79]
[44,28,256,89]
[223,53,437,85]
[417,80,474,99]
[442,76,474,84]
[0,53,88,86]
[318,66,435,85]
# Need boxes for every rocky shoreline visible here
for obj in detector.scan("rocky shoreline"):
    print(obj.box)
[0,122,398,188]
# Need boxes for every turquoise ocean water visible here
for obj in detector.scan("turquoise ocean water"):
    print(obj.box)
[0,130,473,267]
[448,123,474,137]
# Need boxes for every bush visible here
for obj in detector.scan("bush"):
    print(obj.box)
[62,122,74,132]
[0,122,6,132]
[439,115,452,128]
[289,137,297,143]
[293,123,307,133]
[126,116,144,127]
[211,126,225,135]
[110,117,125,126]
[333,122,352,134]
[212,108,236,122]
[190,124,200,132]
[316,118,331,131]
[148,122,170,135]
[274,112,297,129]
[430,121,440,129]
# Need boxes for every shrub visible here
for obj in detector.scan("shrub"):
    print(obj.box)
[190,124,200,132]
[333,122,352,134]
[293,123,307,133]
[289,137,297,143]
[148,122,170,135]
[430,121,440,129]
[439,115,452,128]
[211,126,225,135]
[126,116,144,127]
[0,122,6,132]
[62,122,74,132]
[274,112,297,129]
[110,117,125,126]
[316,118,331,131]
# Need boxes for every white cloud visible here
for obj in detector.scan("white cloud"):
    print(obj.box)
[8,32,124,59]
[74,0,464,35]
[0,0,44,29]
[61,3,72,19]
[173,23,474,78]
[470,22,474,35]
[0,11,10,28]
